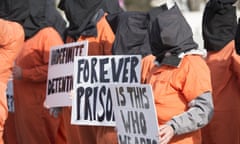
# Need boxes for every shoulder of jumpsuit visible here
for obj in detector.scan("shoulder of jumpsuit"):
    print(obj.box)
[0,19,24,46]
[207,40,235,57]
[153,51,207,74]
[178,48,207,63]
[28,27,62,42]
[82,13,115,42]
[179,49,208,68]
[74,13,110,42]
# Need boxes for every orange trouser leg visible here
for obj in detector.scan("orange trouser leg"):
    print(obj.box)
[3,112,17,144]
[202,110,240,144]
[95,126,118,144]
[55,112,67,144]
[77,125,118,144]
[62,107,118,144]
[0,83,8,144]
[62,108,81,144]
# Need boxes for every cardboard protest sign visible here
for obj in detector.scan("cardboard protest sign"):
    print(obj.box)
[45,41,88,108]
[71,55,141,126]
[111,84,159,144]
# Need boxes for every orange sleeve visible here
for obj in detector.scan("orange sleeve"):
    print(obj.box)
[174,55,212,102]
[0,19,24,84]
[141,54,155,84]
[22,27,64,82]
[0,19,24,47]
[98,16,115,55]
[230,41,240,85]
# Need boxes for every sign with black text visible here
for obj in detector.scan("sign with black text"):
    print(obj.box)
[111,84,159,144]
[45,41,88,108]
[71,55,141,126]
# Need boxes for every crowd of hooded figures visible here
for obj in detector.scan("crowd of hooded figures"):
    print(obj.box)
[0,0,240,144]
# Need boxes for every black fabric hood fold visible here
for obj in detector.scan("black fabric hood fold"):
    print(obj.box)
[106,11,152,57]
[45,0,67,40]
[149,5,198,64]
[202,0,237,51]
[0,0,29,24]
[1,0,67,40]
[58,0,122,40]
[58,0,105,40]
[24,0,67,39]
[104,0,123,14]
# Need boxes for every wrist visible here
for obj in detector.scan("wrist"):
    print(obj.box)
[166,121,176,135]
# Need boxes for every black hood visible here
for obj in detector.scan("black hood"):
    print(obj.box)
[106,11,152,57]
[58,0,122,40]
[45,0,67,40]
[0,0,29,24]
[104,0,123,14]
[202,0,237,51]
[1,0,67,40]
[149,5,198,65]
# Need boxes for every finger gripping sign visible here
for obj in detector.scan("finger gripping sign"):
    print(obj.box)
[71,55,141,126]
[111,84,159,144]
[45,41,88,108]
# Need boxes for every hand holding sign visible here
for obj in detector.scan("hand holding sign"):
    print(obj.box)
[159,124,174,144]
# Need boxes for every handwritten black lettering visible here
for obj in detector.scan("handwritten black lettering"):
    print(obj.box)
[75,86,114,122]
[48,75,73,95]
[51,44,84,65]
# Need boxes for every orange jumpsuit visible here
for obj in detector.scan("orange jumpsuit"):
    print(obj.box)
[62,15,118,144]
[143,54,212,144]
[0,19,24,144]
[141,55,156,84]
[3,112,17,144]
[13,27,66,144]
[202,40,240,144]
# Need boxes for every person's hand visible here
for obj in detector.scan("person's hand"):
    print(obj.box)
[12,65,22,80]
[158,124,175,144]
[49,107,62,118]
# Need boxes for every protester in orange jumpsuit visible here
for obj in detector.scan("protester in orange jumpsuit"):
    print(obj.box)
[56,0,121,143]
[0,19,24,144]
[0,1,26,143]
[201,0,240,143]
[142,2,214,144]
[12,0,67,143]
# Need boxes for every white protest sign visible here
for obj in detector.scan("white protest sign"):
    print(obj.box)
[45,41,88,108]
[111,84,159,144]
[71,55,142,126]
